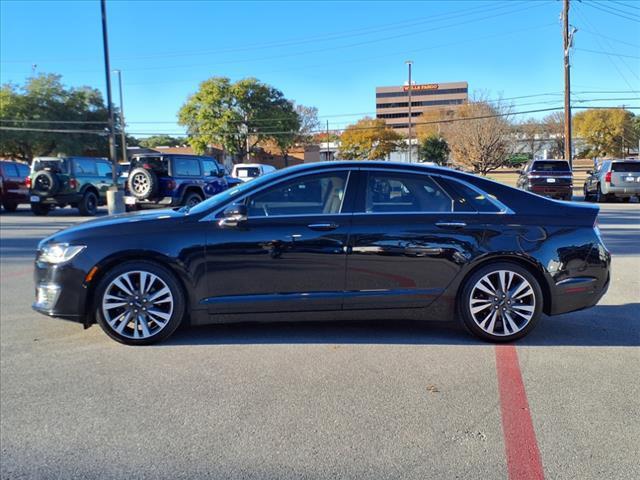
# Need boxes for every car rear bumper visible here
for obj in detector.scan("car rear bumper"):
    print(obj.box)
[603,185,640,197]
[30,193,82,206]
[529,184,573,198]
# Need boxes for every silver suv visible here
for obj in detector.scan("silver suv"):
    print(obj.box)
[583,159,640,202]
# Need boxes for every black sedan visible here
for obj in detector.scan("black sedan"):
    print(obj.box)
[33,161,610,345]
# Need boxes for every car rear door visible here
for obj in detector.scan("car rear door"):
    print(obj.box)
[202,168,354,314]
[344,169,489,310]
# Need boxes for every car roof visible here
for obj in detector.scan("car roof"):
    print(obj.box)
[234,163,272,168]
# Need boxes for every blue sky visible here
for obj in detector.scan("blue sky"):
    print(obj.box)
[1,0,638,136]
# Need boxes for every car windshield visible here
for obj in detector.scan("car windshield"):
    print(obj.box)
[236,167,261,178]
[611,162,640,173]
[130,156,168,176]
[531,161,571,172]
[32,159,69,174]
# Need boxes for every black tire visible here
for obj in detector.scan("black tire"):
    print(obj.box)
[595,184,608,203]
[94,261,186,345]
[183,191,203,208]
[621,197,630,203]
[459,262,543,343]
[32,171,61,196]
[77,190,98,216]
[128,168,158,200]
[30,203,51,216]
[2,201,18,212]
[583,184,593,202]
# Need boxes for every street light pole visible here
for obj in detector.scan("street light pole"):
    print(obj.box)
[113,69,128,164]
[405,60,413,163]
[100,0,124,214]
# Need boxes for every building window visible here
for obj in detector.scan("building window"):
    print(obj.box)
[376,99,465,109]
[375,87,468,98]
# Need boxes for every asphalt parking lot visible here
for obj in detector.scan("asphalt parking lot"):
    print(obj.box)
[1,203,638,480]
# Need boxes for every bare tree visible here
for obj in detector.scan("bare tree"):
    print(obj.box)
[442,100,513,175]
[542,111,564,158]
[514,118,544,158]
[294,104,320,145]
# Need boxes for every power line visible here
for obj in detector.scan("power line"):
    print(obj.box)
[608,1,640,11]
[575,48,640,60]
[583,1,640,22]
[580,28,640,48]
[0,126,107,135]
[0,119,108,124]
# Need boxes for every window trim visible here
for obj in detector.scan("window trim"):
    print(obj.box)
[200,168,354,222]
[355,168,513,215]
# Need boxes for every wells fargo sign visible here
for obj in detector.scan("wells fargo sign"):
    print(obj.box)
[402,83,439,92]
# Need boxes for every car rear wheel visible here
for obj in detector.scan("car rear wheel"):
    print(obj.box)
[183,192,203,208]
[78,191,98,216]
[30,203,51,216]
[95,261,185,345]
[583,184,593,202]
[596,184,609,203]
[459,262,543,342]
[2,201,18,212]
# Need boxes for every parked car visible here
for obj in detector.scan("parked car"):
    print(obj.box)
[231,163,276,182]
[516,159,573,201]
[33,161,610,345]
[124,154,228,209]
[28,156,120,216]
[0,160,30,212]
[583,159,640,202]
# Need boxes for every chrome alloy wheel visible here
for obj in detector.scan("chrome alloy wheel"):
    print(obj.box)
[131,173,150,195]
[101,270,174,340]
[468,270,535,337]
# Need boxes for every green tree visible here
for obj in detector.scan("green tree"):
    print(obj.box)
[418,134,449,164]
[138,135,185,148]
[0,74,112,161]
[337,117,401,160]
[178,77,300,162]
[573,108,638,157]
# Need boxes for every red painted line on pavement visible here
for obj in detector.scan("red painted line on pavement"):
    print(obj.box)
[495,345,545,480]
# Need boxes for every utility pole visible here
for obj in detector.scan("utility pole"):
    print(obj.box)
[100,0,124,214]
[113,69,128,164]
[406,60,413,163]
[563,0,573,168]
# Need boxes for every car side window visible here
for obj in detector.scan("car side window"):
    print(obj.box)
[173,157,201,177]
[74,159,98,176]
[364,172,453,213]
[246,171,349,217]
[202,160,218,177]
[436,177,501,213]
[97,162,112,178]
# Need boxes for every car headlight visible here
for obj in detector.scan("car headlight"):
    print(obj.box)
[38,244,86,264]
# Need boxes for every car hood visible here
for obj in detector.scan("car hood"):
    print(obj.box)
[40,208,187,247]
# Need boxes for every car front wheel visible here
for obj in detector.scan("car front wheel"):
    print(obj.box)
[94,261,185,345]
[459,262,543,342]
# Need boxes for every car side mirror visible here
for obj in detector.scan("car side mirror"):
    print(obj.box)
[218,204,247,228]
[216,169,225,178]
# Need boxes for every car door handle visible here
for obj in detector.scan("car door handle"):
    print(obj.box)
[307,223,338,231]
[435,221,466,229]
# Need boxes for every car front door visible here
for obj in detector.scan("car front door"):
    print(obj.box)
[344,169,489,310]
[202,169,354,314]
[202,158,227,197]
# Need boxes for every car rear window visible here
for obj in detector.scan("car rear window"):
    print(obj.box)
[32,159,69,174]
[237,167,260,178]
[611,162,640,173]
[16,163,29,177]
[531,161,570,172]
[1,163,19,177]
[437,177,501,213]
[131,156,168,176]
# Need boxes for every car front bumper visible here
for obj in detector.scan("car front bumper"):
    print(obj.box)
[32,259,90,323]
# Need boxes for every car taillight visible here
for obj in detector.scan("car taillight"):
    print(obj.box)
[605,171,611,183]
[166,180,176,191]
[69,178,77,189]
[25,176,31,188]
